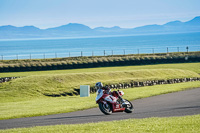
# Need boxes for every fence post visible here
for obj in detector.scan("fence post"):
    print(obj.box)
[167,47,169,53]
[81,51,83,57]
[30,54,31,60]
[152,48,154,54]
[123,49,125,55]
[69,52,70,57]
[55,53,57,58]
[43,53,45,59]
[16,54,18,60]
[177,47,179,52]
[137,49,139,55]
[92,51,94,56]
[104,50,105,56]
[112,50,113,56]
[1,55,3,61]
[186,46,189,53]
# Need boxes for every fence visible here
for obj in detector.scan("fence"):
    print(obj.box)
[1,54,200,72]
[1,45,199,60]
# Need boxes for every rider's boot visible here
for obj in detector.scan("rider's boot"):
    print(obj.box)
[116,91,127,107]
[121,99,127,107]
[118,95,126,107]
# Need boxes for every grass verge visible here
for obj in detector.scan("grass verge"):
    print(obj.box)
[1,114,200,133]
[0,81,200,120]
[0,62,200,77]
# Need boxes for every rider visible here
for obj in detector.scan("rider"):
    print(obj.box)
[95,82,126,106]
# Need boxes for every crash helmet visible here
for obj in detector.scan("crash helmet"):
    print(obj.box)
[95,82,103,89]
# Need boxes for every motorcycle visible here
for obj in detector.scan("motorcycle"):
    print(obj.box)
[96,89,134,115]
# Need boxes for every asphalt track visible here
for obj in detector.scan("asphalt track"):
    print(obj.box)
[1,87,200,129]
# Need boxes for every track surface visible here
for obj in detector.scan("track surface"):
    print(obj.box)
[1,87,200,129]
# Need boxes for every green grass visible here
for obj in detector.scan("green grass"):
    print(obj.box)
[0,63,200,120]
[1,114,200,133]
[0,62,200,77]
[0,81,200,120]
[1,69,199,98]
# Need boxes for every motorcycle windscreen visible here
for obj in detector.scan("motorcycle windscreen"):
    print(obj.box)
[96,89,103,101]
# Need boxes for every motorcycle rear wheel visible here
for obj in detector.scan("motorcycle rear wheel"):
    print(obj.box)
[98,102,112,115]
[124,99,134,113]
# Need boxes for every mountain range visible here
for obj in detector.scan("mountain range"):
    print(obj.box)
[0,16,200,39]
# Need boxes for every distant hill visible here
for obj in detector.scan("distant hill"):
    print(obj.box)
[94,26,124,32]
[0,25,43,38]
[46,23,92,32]
[130,16,200,34]
[0,16,200,39]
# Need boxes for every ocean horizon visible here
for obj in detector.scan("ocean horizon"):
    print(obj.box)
[0,32,200,60]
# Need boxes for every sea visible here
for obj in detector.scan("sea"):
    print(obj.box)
[0,32,200,60]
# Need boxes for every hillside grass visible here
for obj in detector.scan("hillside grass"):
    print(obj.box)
[1,62,200,78]
[0,81,200,120]
[0,69,199,98]
[1,114,200,133]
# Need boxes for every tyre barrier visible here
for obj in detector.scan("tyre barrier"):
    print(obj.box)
[46,77,200,97]
[0,77,19,83]
[89,77,200,94]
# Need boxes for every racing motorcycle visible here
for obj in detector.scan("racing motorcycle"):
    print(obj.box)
[96,89,134,115]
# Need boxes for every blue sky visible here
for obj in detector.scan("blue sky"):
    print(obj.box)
[0,0,200,29]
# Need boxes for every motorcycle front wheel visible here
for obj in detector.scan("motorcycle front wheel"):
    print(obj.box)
[124,99,134,113]
[98,102,112,115]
